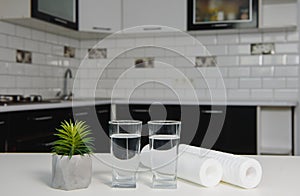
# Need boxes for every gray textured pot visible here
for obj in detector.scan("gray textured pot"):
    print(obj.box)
[51,154,92,191]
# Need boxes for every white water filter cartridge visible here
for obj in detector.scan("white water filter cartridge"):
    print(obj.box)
[179,144,263,189]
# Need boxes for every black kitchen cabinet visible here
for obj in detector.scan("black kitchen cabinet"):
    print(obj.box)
[191,106,257,154]
[72,104,111,153]
[8,108,68,152]
[0,114,9,152]
[116,104,257,154]
[7,104,111,153]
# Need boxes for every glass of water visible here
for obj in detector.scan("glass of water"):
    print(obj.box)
[148,120,181,189]
[109,120,142,188]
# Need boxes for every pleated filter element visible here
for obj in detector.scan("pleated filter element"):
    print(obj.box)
[179,144,263,189]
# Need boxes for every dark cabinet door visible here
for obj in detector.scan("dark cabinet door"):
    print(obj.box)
[0,114,9,152]
[191,106,256,155]
[72,105,111,153]
[117,104,257,155]
[8,108,69,152]
[218,106,257,154]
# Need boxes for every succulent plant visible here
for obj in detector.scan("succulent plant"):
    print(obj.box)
[52,120,94,158]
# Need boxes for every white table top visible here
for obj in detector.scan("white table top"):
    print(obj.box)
[0,153,299,196]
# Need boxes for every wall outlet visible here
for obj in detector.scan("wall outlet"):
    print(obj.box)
[195,56,217,67]
[135,57,154,68]
[251,43,275,55]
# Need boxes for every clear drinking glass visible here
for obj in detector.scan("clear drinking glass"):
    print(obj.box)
[109,120,142,188]
[148,120,181,189]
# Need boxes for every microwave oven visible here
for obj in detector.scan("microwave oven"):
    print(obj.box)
[187,0,258,30]
[31,0,78,30]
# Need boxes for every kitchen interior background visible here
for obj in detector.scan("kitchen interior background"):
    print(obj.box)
[0,20,298,102]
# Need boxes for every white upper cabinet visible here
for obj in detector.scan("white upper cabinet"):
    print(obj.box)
[122,0,187,32]
[260,0,297,28]
[79,0,122,33]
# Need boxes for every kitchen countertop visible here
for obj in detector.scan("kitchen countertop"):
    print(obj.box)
[0,153,299,196]
[0,98,297,112]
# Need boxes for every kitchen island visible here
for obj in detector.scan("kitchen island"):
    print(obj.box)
[0,153,299,196]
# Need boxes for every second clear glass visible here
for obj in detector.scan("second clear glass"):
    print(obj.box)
[148,120,181,189]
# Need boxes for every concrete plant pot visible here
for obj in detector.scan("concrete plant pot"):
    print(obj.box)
[51,154,92,191]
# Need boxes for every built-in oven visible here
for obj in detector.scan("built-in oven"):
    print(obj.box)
[187,0,259,30]
[31,0,78,30]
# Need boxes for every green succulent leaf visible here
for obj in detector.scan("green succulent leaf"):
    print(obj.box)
[52,120,94,158]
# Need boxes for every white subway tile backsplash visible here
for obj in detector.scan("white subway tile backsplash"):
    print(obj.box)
[276,43,298,53]
[39,42,52,54]
[263,55,286,65]
[251,89,273,100]
[274,89,298,101]
[0,20,297,101]
[175,35,196,46]
[222,78,239,89]
[52,45,64,56]
[24,39,39,52]
[240,55,263,66]
[32,53,46,65]
[0,48,15,62]
[275,66,298,77]
[0,22,15,35]
[16,26,31,39]
[0,75,15,88]
[286,31,299,41]
[263,32,286,42]
[229,67,250,77]
[0,34,7,47]
[217,34,239,44]
[240,33,262,43]
[251,67,275,77]
[8,36,24,49]
[217,56,239,66]
[228,89,250,100]
[286,78,298,88]
[240,78,262,88]
[46,33,58,44]
[206,45,228,55]
[185,46,206,56]
[136,37,155,47]
[286,55,300,65]
[195,35,217,45]
[154,36,175,47]
[262,78,286,88]
[31,29,46,42]
[228,45,250,55]
[117,38,136,48]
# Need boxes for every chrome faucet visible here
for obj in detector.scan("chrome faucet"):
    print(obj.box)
[61,68,73,100]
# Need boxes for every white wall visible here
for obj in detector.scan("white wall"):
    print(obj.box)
[0,21,80,98]
[76,30,299,102]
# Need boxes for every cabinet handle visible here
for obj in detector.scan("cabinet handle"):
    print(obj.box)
[132,109,149,113]
[202,110,223,114]
[74,112,89,117]
[42,142,54,147]
[54,18,68,24]
[92,27,111,31]
[0,121,5,125]
[33,116,53,121]
[143,27,162,31]
[213,24,228,27]
[97,109,109,114]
